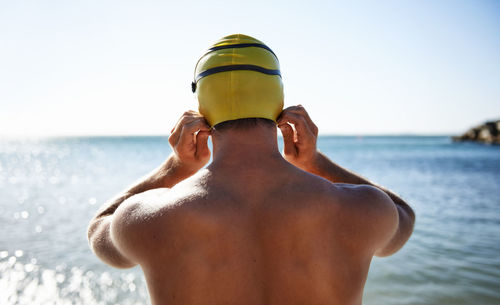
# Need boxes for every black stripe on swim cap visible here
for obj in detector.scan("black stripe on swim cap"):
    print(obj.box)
[195,64,281,82]
[191,64,281,93]
[208,43,278,59]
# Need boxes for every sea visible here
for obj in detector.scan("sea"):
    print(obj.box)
[0,136,499,305]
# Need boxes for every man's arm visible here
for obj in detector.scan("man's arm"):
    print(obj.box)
[277,105,415,256]
[87,111,211,268]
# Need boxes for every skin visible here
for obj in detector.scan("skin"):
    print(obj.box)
[88,106,415,305]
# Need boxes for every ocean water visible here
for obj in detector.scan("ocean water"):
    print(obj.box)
[0,136,499,305]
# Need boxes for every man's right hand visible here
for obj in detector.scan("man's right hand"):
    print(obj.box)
[277,105,319,172]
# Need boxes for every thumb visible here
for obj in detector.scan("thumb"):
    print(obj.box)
[195,130,211,160]
[279,123,297,157]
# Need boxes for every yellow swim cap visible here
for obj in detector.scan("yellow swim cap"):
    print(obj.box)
[192,34,284,127]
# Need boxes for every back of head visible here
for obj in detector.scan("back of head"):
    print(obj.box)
[192,34,284,128]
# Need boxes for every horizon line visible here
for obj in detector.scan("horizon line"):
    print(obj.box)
[0,133,456,140]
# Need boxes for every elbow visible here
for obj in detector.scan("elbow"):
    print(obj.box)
[406,205,416,239]
[86,218,107,262]
[407,205,416,228]
[87,217,102,246]
[376,205,415,257]
[400,203,416,241]
[91,240,136,269]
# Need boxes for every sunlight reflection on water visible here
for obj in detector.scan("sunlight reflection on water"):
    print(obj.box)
[0,255,148,305]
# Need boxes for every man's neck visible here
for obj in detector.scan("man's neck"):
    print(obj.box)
[209,124,285,170]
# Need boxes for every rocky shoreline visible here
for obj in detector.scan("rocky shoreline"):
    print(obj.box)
[453,120,500,144]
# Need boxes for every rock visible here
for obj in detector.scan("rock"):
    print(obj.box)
[453,120,500,144]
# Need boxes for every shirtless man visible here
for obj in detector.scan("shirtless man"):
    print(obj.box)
[88,35,415,305]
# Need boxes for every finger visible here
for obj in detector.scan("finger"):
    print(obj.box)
[278,111,316,150]
[170,110,197,133]
[277,109,305,128]
[170,116,183,134]
[169,127,182,148]
[276,107,290,124]
[170,113,191,145]
[195,130,211,160]
[284,105,318,136]
[278,123,297,157]
[169,122,188,148]
[278,111,310,137]
[286,105,313,128]
[177,119,211,153]
[169,114,206,147]
[170,110,202,133]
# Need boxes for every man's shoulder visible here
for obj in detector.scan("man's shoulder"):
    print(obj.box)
[324,183,395,219]
[116,188,171,216]
[110,184,206,260]
[112,188,172,234]
[330,183,386,201]
[115,177,206,220]
[287,170,379,203]
[334,183,395,213]
[270,168,372,213]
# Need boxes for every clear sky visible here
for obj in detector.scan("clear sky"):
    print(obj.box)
[1,0,499,136]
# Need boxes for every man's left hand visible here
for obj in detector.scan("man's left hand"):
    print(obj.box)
[168,110,211,174]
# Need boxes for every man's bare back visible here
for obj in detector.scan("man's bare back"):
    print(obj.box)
[88,106,414,305]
